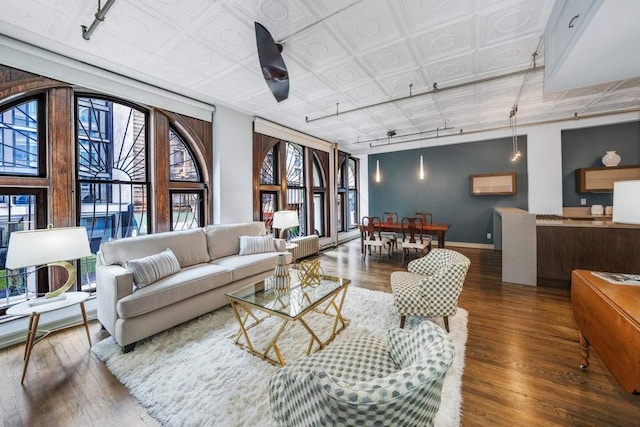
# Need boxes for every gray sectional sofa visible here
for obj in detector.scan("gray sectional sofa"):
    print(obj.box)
[96,221,291,352]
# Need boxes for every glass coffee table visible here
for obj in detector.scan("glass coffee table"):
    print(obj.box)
[225,270,350,366]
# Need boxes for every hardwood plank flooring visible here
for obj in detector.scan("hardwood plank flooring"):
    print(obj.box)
[1,241,638,426]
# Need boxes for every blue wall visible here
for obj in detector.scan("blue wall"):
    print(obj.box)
[562,121,640,207]
[368,137,528,244]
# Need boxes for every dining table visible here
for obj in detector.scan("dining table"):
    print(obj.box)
[357,221,451,253]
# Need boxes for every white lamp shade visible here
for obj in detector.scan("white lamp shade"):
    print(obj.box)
[5,226,92,269]
[272,210,299,230]
[612,180,640,224]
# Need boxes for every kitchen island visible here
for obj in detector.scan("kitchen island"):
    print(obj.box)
[537,214,640,288]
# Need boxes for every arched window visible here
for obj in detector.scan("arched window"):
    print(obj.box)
[0,95,47,306]
[170,128,200,182]
[286,142,305,236]
[312,153,328,237]
[337,152,358,232]
[0,96,45,176]
[76,96,150,288]
[261,145,277,185]
[168,127,205,231]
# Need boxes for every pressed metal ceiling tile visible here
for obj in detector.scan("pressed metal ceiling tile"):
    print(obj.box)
[2,0,639,149]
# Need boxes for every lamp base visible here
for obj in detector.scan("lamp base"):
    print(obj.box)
[44,261,77,299]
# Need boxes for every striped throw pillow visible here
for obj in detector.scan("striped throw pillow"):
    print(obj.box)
[239,235,275,255]
[126,248,181,288]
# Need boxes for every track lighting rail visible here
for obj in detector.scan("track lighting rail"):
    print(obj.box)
[304,65,545,123]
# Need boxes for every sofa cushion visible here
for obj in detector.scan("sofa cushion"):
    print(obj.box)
[211,252,291,282]
[205,222,266,261]
[100,228,210,268]
[239,235,276,255]
[126,248,181,288]
[116,263,233,319]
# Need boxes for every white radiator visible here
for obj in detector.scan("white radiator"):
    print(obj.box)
[290,235,320,260]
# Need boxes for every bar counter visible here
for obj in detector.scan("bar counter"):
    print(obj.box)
[537,216,640,288]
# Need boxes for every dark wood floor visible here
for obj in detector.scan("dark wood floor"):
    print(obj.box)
[1,241,638,426]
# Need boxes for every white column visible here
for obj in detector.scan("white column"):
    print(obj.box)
[212,106,254,224]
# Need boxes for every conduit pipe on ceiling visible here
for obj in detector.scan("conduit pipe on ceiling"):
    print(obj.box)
[359,107,640,151]
[81,0,117,41]
[304,65,545,123]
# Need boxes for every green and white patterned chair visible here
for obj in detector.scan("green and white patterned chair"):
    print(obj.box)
[269,321,455,427]
[391,249,470,332]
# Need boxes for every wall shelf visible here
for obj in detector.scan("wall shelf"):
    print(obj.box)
[469,173,516,196]
[575,165,640,193]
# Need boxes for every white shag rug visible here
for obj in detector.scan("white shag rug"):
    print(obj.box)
[92,287,467,427]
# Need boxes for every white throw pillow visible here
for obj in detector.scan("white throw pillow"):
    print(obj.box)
[239,235,276,255]
[126,248,181,288]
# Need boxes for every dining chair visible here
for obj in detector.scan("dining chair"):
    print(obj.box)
[381,212,399,253]
[415,212,434,242]
[400,216,431,266]
[415,212,433,225]
[361,216,391,262]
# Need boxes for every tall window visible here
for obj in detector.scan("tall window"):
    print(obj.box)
[0,190,46,307]
[312,153,328,237]
[0,96,44,176]
[169,127,204,231]
[255,134,332,238]
[76,96,150,290]
[0,95,47,310]
[286,143,305,237]
[338,153,359,232]
[259,145,278,233]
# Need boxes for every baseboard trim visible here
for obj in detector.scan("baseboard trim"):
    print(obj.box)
[445,241,495,250]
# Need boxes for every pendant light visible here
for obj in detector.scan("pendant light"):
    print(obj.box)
[510,105,521,162]
[371,141,381,183]
[418,132,425,180]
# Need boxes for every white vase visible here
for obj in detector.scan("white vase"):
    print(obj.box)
[601,151,621,167]
[273,254,290,290]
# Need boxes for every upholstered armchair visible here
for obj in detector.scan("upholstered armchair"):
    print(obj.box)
[391,249,470,332]
[269,321,455,427]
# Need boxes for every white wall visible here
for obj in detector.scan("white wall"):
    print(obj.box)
[212,105,254,224]
[526,125,563,214]
[356,154,369,219]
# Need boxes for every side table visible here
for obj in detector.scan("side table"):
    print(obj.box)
[6,291,91,384]
[286,242,299,265]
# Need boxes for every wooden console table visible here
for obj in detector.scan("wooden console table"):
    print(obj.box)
[571,270,640,393]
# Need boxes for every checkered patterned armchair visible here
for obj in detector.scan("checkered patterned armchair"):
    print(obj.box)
[390,249,470,332]
[269,321,455,427]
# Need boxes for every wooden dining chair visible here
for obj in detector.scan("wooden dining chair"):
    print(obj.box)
[415,212,433,225]
[400,216,432,266]
[361,216,391,262]
[381,212,399,253]
[415,212,434,242]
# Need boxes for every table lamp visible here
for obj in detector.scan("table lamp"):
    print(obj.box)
[612,180,640,224]
[5,225,91,306]
[272,210,299,239]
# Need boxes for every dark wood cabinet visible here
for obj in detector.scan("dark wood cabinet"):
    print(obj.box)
[575,164,640,193]
[537,225,640,287]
